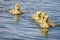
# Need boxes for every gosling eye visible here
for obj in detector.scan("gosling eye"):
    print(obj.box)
[38,13,41,17]
[44,13,46,15]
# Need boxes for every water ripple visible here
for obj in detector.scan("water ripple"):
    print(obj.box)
[0,0,60,40]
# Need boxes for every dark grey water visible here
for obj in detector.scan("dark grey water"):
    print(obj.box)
[0,0,60,40]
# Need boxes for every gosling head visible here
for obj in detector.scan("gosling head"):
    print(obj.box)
[36,11,42,17]
[40,12,49,19]
[15,3,20,10]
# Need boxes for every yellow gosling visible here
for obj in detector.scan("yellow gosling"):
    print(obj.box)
[9,3,23,22]
[32,11,55,28]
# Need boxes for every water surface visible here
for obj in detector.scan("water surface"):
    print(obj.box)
[0,0,60,40]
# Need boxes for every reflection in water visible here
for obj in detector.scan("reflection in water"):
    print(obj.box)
[40,28,49,38]
[14,15,20,22]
